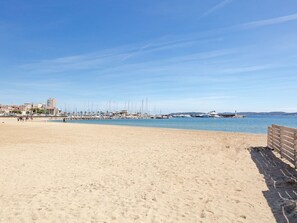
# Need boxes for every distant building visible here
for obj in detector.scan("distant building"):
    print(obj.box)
[46,98,58,115]
[47,98,56,108]
[0,104,27,115]
[46,107,59,116]
[0,98,59,116]
[119,110,128,115]
[33,103,44,109]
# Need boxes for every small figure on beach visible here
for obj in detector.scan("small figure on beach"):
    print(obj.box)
[63,118,66,123]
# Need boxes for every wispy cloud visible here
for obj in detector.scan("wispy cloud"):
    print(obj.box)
[239,13,297,29]
[19,37,224,74]
[202,0,232,17]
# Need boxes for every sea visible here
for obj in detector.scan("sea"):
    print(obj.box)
[53,115,297,134]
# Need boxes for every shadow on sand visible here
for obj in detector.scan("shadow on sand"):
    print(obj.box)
[249,147,297,223]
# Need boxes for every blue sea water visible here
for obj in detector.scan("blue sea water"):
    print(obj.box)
[53,115,297,134]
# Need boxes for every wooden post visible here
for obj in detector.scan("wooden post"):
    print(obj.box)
[270,127,273,149]
[279,127,283,158]
[294,130,297,169]
[271,126,275,151]
[267,127,270,148]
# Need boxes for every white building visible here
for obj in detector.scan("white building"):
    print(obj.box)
[47,98,56,108]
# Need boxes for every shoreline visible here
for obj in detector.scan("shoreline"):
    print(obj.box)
[1,117,267,136]
[48,119,268,135]
[1,117,266,136]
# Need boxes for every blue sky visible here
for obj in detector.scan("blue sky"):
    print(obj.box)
[1,0,297,113]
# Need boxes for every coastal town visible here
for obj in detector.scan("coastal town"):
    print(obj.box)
[0,98,245,119]
[0,98,60,116]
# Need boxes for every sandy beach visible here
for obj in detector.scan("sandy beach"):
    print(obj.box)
[0,118,276,222]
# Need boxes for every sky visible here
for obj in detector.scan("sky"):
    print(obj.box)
[1,0,297,113]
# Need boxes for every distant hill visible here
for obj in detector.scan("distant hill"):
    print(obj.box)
[169,112,297,116]
[237,112,297,116]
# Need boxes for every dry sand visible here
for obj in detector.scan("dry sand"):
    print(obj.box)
[0,119,276,222]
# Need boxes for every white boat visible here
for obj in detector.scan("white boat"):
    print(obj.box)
[192,113,208,118]
[208,111,221,118]
[173,114,191,118]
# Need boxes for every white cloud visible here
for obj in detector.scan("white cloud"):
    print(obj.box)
[19,38,232,75]
[202,0,232,17]
[239,13,297,29]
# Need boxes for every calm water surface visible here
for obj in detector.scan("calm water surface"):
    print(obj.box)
[53,115,297,134]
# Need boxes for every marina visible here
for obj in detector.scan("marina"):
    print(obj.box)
[62,110,245,121]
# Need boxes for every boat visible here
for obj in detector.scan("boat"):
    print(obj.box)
[191,113,208,118]
[208,111,221,118]
[172,114,192,118]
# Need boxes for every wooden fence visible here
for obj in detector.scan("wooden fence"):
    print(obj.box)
[267,125,297,168]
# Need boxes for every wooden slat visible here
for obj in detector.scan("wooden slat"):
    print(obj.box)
[282,135,295,144]
[272,124,281,128]
[273,144,280,150]
[282,145,294,157]
[273,140,280,147]
[272,141,280,150]
[281,131,295,139]
[294,130,297,169]
[272,133,280,139]
[282,149,294,160]
[272,139,280,147]
[281,128,295,133]
[282,140,294,151]
[272,137,280,143]
[282,152,294,164]
[272,126,280,130]
[267,125,297,168]
[279,125,296,132]
[267,127,272,148]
